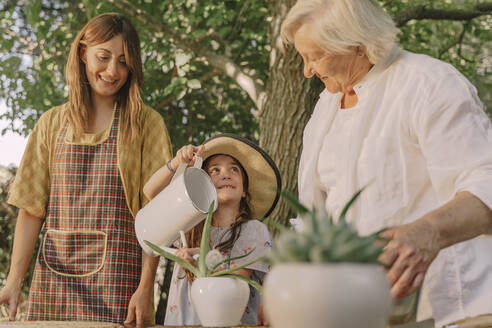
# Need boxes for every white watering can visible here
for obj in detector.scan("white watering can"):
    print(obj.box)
[135,156,218,256]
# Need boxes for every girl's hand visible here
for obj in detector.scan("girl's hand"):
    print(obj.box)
[169,145,204,171]
[257,303,270,326]
[175,247,200,268]
[143,144,204,200]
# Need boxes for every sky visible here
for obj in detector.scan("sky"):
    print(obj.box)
[0,101,28,167]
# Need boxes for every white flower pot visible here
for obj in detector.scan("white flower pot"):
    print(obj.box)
[191,277,250,327]
[264,263,392,328]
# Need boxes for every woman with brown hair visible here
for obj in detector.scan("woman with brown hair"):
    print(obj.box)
[0,13,172,325]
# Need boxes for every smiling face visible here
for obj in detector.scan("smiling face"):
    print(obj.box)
[293,23,359,94]
[206,155,246,207]
[81,34,129,102]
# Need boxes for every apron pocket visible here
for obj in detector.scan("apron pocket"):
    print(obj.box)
[42,229,108,277]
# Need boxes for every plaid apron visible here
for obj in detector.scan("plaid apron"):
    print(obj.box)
[27,108,142,322]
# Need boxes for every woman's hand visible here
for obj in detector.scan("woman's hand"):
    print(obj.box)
[0,280,22,321]
[124,285,153,327]
[379,219,441,299]
[168,144,204,172]
[175,247,200,268]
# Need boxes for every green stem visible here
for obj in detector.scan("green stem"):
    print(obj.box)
[199,201,215,276]
[211,247,256,272]
[144,240,201,277]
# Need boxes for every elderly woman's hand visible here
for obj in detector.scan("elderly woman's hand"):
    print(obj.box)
[379,219,441,299]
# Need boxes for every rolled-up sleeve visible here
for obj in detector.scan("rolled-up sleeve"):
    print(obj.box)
[7,113,51,218]
[139,107,173,207]
[414,71,492,210]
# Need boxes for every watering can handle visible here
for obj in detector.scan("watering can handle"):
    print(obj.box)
[194,156,203,169]
[171,156,203,182]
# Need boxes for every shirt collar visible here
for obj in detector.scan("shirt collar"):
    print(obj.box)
[318,45,402,100]
[353,45,403,92]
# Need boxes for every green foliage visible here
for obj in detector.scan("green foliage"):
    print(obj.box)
[0,165,38,318]
[0,0,267,148]
[0,166,17,284]
[380,0,492,112]
[1,1,487,149]
[145,201,263,291]
[267,191,386,264]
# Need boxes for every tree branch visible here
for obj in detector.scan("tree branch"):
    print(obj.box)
[109,0,266,110]
[438,23,467,59]
[395,3,492,26]
[457,22,474,63]
[226,0,251,41]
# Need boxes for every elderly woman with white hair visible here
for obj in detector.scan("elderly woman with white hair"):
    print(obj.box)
[281,0,492,326]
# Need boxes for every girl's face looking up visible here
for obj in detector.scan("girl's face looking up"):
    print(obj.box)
[206,155,246,206]
[81,34,129,100]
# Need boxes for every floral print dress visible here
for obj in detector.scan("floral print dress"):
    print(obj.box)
[164,220,272,325]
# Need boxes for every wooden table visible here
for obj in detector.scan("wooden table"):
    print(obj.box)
[0,319,426,328]
[1,316,492,328]
[0,321,262,328]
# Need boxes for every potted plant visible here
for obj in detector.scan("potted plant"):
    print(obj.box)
[263,191,393,328]
[145,202,262,327]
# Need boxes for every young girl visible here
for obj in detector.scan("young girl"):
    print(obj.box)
[0,13,172,325]
[143,133,281,325]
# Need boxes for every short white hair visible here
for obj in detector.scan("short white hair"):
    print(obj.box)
[281,0,399,64]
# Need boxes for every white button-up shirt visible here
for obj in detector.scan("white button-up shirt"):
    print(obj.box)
[297,46,492,327]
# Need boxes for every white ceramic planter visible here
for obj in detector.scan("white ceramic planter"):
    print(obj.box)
[263,263,392,328]
[191,277,250,327]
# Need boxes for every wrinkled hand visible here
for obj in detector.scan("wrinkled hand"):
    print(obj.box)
[379,219,441,299]
[169,145,204,171]
[0,281,21,321]
[175,247,200,268]
[124,285,153,327]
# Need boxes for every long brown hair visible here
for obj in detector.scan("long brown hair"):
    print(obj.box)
[65,13,143,143]
[183,155,253,282]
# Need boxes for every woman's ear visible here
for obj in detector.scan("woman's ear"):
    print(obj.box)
[356,45,367,57]
[79,46,87,64]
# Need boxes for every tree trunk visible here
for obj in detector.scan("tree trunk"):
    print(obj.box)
[259,0,323,226]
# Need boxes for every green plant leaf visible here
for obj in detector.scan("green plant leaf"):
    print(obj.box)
[308,208,319,236]
[210,256,265,278]
[199,201,215,276]
[261,217,290,232]
[144,240,201,277]
[339,188,363,222]
[211,247,256,272]
[187,79,201,89]
[280,190,309,215]
[221,273,262,291]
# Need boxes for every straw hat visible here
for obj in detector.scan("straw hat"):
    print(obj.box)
[201,133,281,219]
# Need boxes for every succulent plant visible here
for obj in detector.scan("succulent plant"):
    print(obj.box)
[145,202,262,290]
[267,190,385,264]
